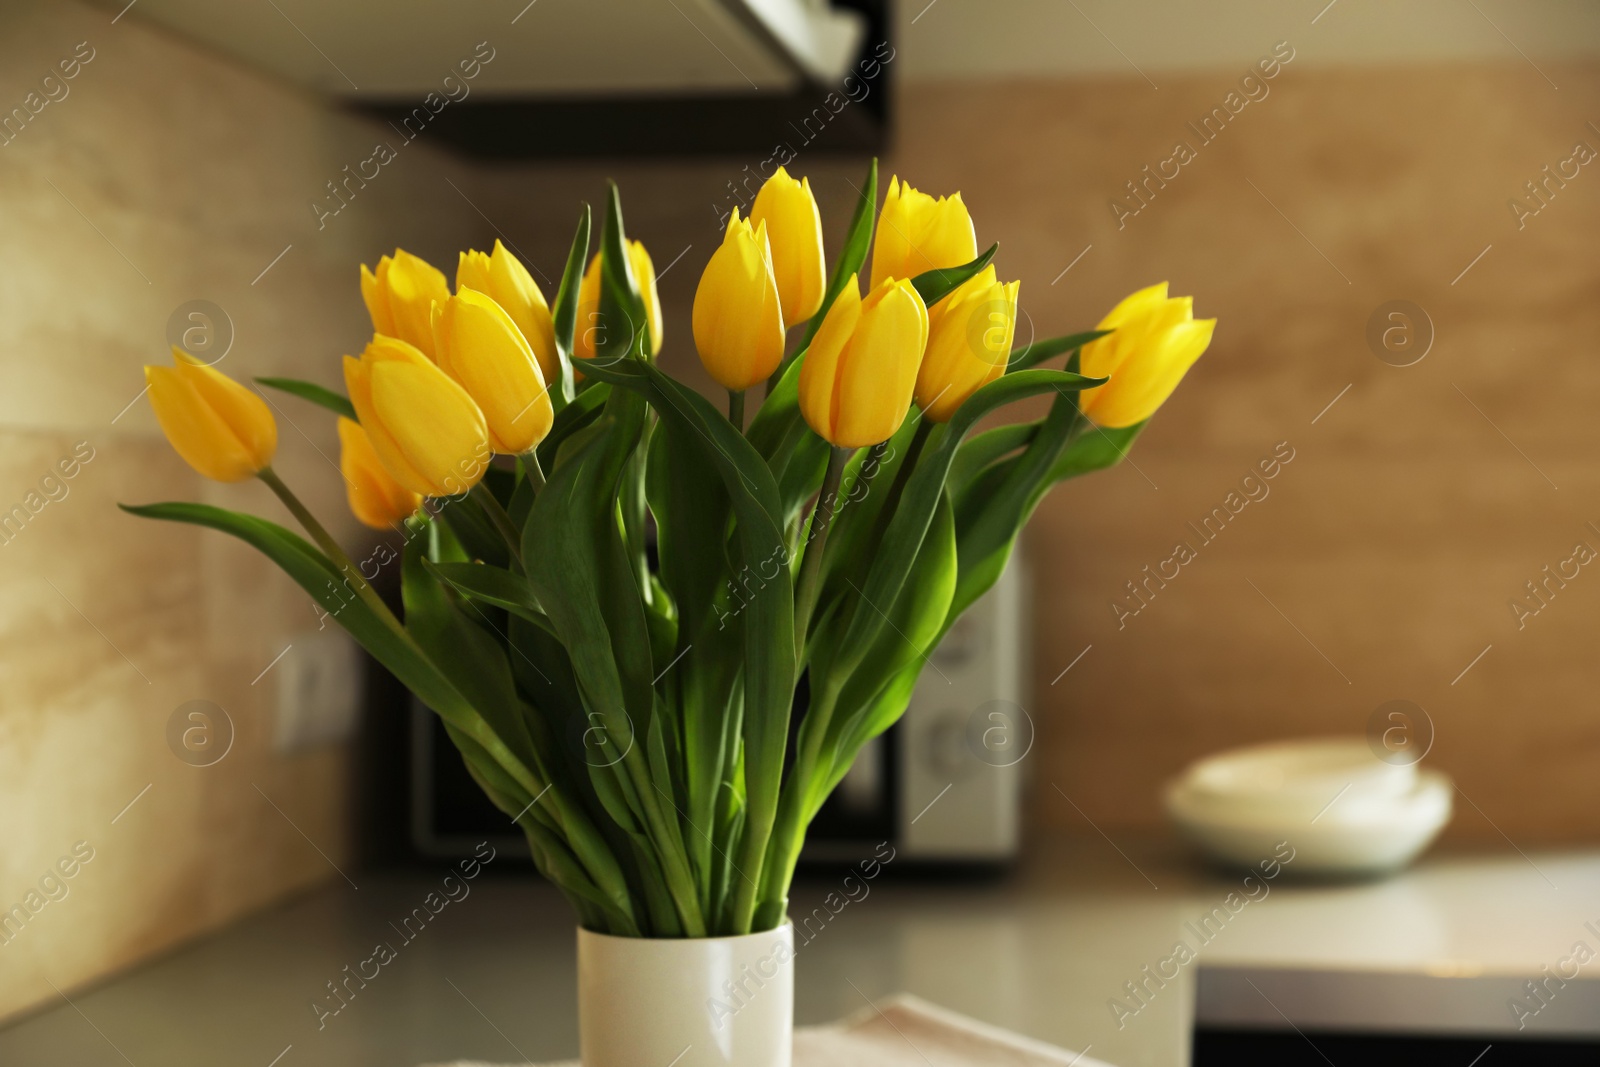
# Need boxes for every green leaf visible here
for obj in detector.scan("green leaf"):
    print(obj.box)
[402,529,542,785]
[815,412,922,616]
[949,422,1039,491]
[423,559,549,627]
[1007,329,1111,372]
[435,492,509,570]
[255,377,355,420]
[596,182,648,364]
[550,203,592,404]
[818,488,956,818]
[819,368,1102,681]
[1048,419,1147,483]
[910,242,997,309]
[538,380,609,474]
[746,356,828,527]
[524,388,653,773]
[645,415,740,898]
[819,659,922,807]
[949,407,1145,627]
[788,158,878,366]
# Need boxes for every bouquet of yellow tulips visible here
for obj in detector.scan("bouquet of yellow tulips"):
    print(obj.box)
[126,161,1212,938]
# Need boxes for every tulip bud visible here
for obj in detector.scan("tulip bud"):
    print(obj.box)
[338,417,420,529]
[343,335,491,497]
[870,176,976,291]
[573,240,663,364]
[1077,283,1215,429]
[692,209,785,391]
[457,240,560,386]
[433,288,554,455]
[916,269,1019,423]
[145,348,278,483]
[361,249,451,359]
[749,166,825,327]
[799,274,929,449]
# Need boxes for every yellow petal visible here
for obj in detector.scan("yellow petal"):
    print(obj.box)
[692,215,786,391]
[1088,317,1215,428]
[363,249,450,358]
[798,277,863,444]
[917,277,1017,423]
[832,277,928,448]
[145,364,265,482]
[361,262,397,337]
[338,417,420,529]
[870,176,976,289]
[344,351,430,495]
[344,336,488,496]
[457,241,560,386]
[435,289,552,454]
[171,349,277,469]
[750,167,826,327]
[630,241,664,357]
[573,254,603,364]
[456,249,494,297]
[370,360,489,496]
[1097,282,1170,332]
[926,265,997,337]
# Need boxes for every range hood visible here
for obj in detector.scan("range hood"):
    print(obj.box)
[123,0,885,156]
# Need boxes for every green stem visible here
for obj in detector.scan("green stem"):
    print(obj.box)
[257,467,401,634]
[854,440,891,508]
[791,445,852,665]
[862,419,932,557]
[728,389,746,432]
[753,680,840,930]
[524,450,547,493]
[471,481,524,566]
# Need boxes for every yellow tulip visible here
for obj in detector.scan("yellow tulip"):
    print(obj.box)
[1077,283,1215,428]
[343,335,491,497]
[749,166,825,327]
[692,208,785,391]
[915,269,1019,423]
[870,176,976,291]
[573,240,663,364]
[361,249,451,359]
[338,417,420,529]
[433,289,554,455]
[799,274,929,448]
[145,348,277,483]
[457,240,560,386]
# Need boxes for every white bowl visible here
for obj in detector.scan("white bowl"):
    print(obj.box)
[1181,737,1416,816]
[1164,739,1453,877]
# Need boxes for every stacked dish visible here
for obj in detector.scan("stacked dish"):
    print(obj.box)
[1164,738,1452,877]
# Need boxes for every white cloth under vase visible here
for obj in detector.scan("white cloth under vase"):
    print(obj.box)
[423,993,1112,1067]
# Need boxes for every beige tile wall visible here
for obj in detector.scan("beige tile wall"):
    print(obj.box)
[0,0,498,1022]
[889,65,1600,846]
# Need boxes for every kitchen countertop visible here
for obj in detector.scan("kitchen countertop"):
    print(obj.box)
[2,834,1598,1067]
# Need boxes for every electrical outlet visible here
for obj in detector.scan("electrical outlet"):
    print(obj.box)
[272,628,362,753]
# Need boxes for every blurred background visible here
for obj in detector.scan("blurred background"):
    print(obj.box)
[4,0,1600,1045]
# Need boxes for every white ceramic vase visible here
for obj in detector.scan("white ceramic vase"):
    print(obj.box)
[577,922,794,1067]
